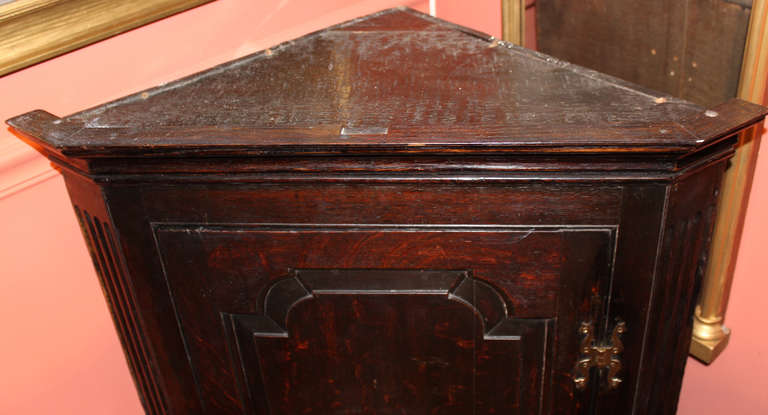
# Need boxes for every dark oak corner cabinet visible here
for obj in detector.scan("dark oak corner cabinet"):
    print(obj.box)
[8,8,766,415]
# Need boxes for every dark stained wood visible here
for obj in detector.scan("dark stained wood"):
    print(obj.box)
[536,0,752,108]
[6,8,766,159]
[225,270,553,414]
[62,173,168,413]
[6,6,768,415]
[154,225,610,413]
[636,161,725,414]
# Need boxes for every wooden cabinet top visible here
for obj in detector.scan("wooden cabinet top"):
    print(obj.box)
[7,7,766,160]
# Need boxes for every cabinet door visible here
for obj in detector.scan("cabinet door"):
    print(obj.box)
[154,225,615,414]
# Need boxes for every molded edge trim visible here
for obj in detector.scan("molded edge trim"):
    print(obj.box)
[6,103,764,159]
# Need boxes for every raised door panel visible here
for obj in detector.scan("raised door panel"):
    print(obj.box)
[227,270,552,414]
[154,225,615,414]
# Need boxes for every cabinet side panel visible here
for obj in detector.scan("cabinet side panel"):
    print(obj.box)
[99,182,205,414]
[61,172,168,415]
[632,162,725,415]
[593,184,667,414]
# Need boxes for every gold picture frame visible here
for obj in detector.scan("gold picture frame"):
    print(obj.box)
[503,0,768,363]
[0,0,216,76]
[690,0,768,363]
[501,0,525,45]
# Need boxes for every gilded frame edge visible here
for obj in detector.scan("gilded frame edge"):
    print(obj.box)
[691,0,768,363]
[500,0,526,45]
[0,0,216,77]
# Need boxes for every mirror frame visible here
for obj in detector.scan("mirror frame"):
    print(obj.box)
[0,0,216,76]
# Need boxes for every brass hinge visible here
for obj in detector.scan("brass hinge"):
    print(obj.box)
[573,319,627,391]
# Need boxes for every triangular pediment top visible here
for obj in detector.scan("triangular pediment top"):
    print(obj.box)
[7,7,766,158]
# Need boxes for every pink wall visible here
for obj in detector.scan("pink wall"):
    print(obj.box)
[0,0,764,413]
[0,177,141,413]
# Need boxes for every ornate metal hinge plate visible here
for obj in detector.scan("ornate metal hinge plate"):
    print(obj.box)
[573,319,627,391]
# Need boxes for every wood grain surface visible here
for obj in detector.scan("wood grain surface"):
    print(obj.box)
[536,0,752,108]
[7,8,766,158]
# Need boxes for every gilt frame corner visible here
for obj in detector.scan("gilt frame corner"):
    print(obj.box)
[0,0,216,77]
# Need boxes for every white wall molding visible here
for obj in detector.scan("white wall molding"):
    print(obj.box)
[0,136,57,200]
